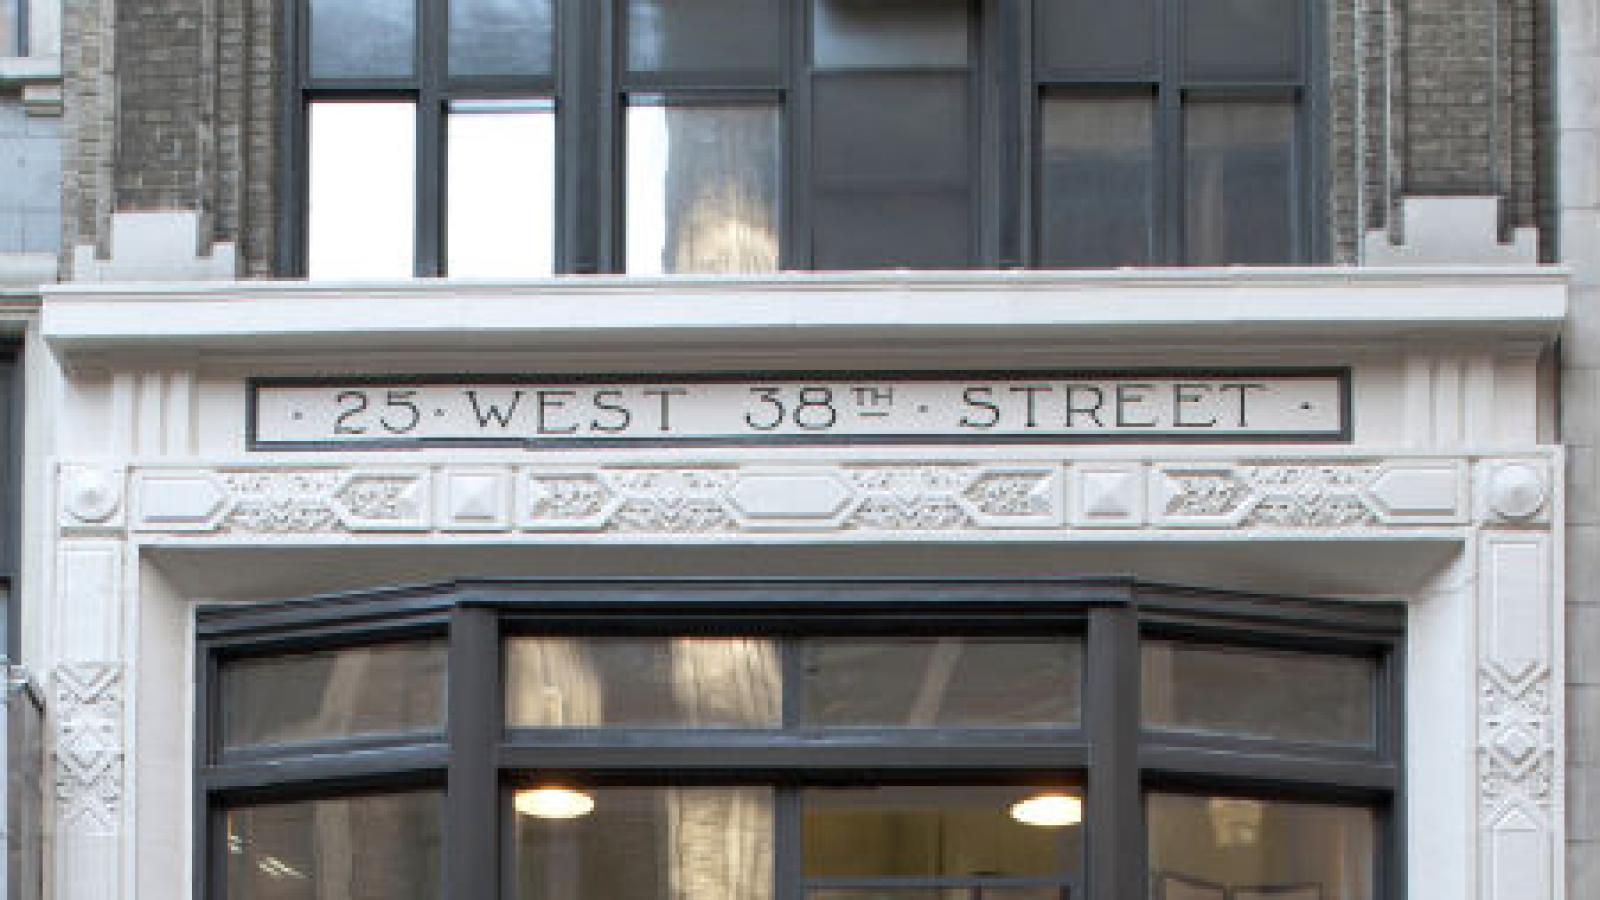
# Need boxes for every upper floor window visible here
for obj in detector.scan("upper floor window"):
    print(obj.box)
[287,0,1321,278]
[1,0,21,57]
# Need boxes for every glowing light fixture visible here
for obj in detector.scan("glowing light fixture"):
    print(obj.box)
[514,787,596,819]
[1008,793,1083,828]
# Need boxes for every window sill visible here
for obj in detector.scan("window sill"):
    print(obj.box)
[0,55,59,85]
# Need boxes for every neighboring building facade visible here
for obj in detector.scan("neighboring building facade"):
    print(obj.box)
[4,0,1596,899]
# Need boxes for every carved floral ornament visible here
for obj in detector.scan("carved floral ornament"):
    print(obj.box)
[56,455,1552,538]
[46,453,1564,900]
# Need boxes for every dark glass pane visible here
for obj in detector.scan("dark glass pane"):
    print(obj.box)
[447,99,556,277]
[505,637,780,727]
[628,0,781,76]
[449,0,553,78]
[226,792,442,900]
[626,100,781,274]
[307,101,416,279]
[803,638,1081,727]
[804,786,1082,880]
[1147,794,1374,900]
[812,883,1062,890]
[1039,93,1154,267]
[309,0,414,79]
[1036,0,1154,78]
[812,73,971,268]
[221,641,445,749]
[1141,641,1375,744]
[1185,0,1301,81]
[813,0,969,68]
[515,787,773,899]
[1183,102,1297,265]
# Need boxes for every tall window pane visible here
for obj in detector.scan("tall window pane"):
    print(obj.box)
[505,637,781,728]
[1184,101,1297,265]
[1142,641,1376,745]
[628,0,781,77]
[309,0,414,80]
[447,99,555,278]
[449,0,553,78]
[308,101,416,279]
[812,72,971,269]
[1148,794,1374,900]
[226,792,442,900]
[515,787,773,899]
[1040,93,1154,267]
[0,0,16,57]
[626,100,780,274]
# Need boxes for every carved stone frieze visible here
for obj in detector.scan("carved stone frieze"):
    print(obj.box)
[1153,463,1381,527]
[53,663,123,836]
[93,454,1547,537]
[1479,662,1556,818]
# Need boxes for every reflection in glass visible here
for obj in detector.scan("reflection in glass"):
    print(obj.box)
[449,0,553,77]
[1142,641,1375,744]
[804,786,1082,881]
[626,101,780,274]
[1040,93,1154,267]
[628,0,781,76]
[310,0,414,79]
[0,0,15,57]
[1185,0,1301,81]
[813,0,969,68]
[308,102,416,280]
[803,638,1081,727]
[1147,793,1373,900]
[447,99,555,278]
[221,641,446,749]
[505,637,781,727]
[226,792,442,900]
[515,787,773,899]
[1183,102,1297,265]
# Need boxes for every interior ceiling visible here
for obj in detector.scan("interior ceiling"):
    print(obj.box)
[144,539,1463,605]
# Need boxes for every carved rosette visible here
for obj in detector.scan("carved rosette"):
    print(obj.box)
[53,663,124,836]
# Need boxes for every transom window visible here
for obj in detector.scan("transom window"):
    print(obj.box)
[200,579,1398,900]
[285,0,1322,277]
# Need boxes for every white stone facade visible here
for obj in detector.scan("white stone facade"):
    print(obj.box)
[15,269,1567,900]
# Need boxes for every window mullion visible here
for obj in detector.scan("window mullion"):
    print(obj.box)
[1157,0,1182,265]
[415,0,446,275]
[446,606,499,900]
[1085,604,1141,900]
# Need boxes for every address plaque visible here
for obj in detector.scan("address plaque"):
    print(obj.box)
[248,370,1350,449]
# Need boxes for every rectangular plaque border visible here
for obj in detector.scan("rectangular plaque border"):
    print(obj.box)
[245,367,1354,451]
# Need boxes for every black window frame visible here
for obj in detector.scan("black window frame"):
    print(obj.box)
[197,577,1401,900]
[277,0,1327,277]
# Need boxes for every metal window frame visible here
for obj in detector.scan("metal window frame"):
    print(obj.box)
[277,0,1327,276]
[196,577,1402,900]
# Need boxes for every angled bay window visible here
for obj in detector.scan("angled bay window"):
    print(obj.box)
[286,0,1321,275]
[202,579,1398,900]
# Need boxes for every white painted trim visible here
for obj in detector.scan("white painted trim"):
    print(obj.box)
[41,270,1567,355]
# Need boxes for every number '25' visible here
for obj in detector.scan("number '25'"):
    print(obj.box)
[334,389,422,435]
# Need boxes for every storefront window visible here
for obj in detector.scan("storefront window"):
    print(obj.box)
[198,580,1400,899]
